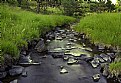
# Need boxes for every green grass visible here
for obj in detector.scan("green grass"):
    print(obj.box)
[0,4,76,60]
[109,62,121,76]
[74,13,121,46]
[74,13,121,75]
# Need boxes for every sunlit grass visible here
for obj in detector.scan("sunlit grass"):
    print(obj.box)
[74,13,121,46]
[1,4,76,59]
[74,13,121,75]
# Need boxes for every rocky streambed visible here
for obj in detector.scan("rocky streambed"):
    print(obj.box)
[0,25,120,83]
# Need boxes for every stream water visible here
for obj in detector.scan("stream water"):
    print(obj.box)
[1,26,118,83]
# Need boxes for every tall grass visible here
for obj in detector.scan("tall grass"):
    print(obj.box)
[74,13,121,75]
[74,13,121,46]
[0,4,76,59]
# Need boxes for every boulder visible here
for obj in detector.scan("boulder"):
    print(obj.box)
[35,38,46,52]
[92,74,100,82]
[0,71,7,79]
[9,66,24,76]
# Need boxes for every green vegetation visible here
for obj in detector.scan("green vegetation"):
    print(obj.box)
[74,13,121,74]
[109,62,121,76]
[1,4,75,60]
[74,13,121,46]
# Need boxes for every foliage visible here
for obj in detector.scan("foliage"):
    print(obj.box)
[74,13,121,46]
[0,4,76,59]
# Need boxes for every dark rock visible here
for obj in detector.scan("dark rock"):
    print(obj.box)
[85,57,94,62]
[19,55,32,63]
[4,54,13,69]
[0,71,7,79]
[0,81,2,83]
[0,65,5,72]
[51,52,64,58]
[35,38,46,52]
[20,51,27,55]
[9,66,24,76]
[92,74,100,82]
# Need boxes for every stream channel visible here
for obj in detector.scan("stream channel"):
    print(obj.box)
[1,26,118,83]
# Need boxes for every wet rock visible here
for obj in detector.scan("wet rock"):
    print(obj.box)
[92,74,100,82]
[0,71,7,79]
[63,56,69,61]
[60,68,68,74]
[85,57,94,62]
[67,58,77,65]
[100,63,109,77]
[9,66,24,76]
[98,44,105,51]
[100,53,111,63]
[46,39,51,43]
[35,38,46,52]
[20,51,27,55]
[19,55,32,63]
[94,55,105,63]
[10,79,18,83]
[65,46,72,50]
[22,70,27,77]
[55,36,63,40]
[107,53,115,61]
[51,52,64,58]
[90,58,100,68]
